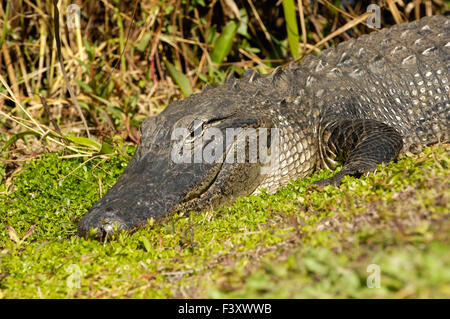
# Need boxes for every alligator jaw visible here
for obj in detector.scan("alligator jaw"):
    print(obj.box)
[77,152,221,238]
[77,118,267,238]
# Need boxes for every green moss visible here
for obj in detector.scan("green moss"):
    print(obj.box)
[0,146,448,298]
[210,241,450,298]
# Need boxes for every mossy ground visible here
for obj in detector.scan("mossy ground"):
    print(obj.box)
[0,145,448,298]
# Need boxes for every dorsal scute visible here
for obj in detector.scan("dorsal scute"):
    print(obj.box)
[269,66,291,90]
[243,69,261,83]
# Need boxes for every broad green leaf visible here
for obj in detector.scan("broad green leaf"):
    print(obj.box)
[210,21,238,64]
[163,59,192,97]
[66,136,102,152]
[100,142,115,154]
[282,0,300,59]
[136,33,151,51]
[141,236,152,252]
[237,8,250,38]
[195,71,208,83]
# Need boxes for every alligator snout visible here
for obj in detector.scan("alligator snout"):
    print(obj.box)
[77,145,223,238]
[78,206,130,238]
[78,184,188,238]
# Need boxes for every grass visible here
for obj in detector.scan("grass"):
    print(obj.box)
[0,0,449,299]
[0,145,448,298]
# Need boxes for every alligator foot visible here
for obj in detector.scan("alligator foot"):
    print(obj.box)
[316,119,404,187]
[313,171,345,187]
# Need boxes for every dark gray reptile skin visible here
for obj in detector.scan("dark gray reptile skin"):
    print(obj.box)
[78,15,449,238]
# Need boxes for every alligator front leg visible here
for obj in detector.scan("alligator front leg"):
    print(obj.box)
[315,119,403,187]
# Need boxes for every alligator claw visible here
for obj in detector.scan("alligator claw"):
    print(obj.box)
[313,176,342,188]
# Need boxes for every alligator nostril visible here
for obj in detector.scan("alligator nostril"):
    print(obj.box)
[103,223,115,233]
[87,224,111,241]
[96,226,108,241]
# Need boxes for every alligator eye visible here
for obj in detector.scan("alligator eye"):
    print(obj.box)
[184,117,230,144]
[187,119,203,132]
[185,119,205,143]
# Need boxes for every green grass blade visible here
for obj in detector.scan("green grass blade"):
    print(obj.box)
[2,131,40,152]
[65,136,102,152]
[135,34,151,52]
[282,0,300,59]
[163,59,192,97]
[210,21,238,64]
[74,79,94,94]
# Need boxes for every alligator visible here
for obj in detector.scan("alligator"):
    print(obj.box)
[78,15,450,238]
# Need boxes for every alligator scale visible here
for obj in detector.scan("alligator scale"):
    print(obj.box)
[78,15,450,237]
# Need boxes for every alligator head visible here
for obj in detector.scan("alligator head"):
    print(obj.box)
[78,81,286,238]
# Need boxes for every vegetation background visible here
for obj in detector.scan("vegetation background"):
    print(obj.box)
[0,0,449,298]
